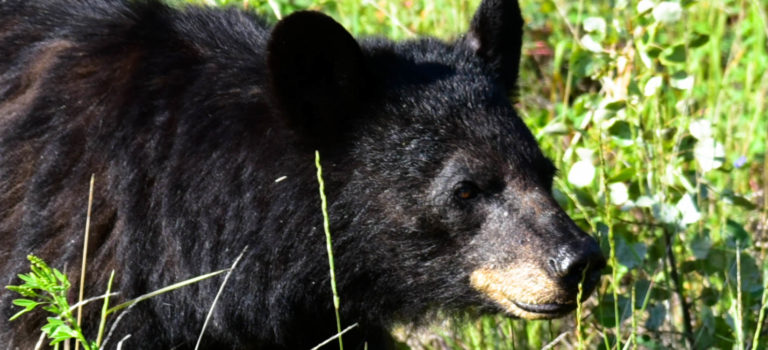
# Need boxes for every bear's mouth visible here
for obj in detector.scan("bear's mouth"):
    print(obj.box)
[512,301,575,315]
[470,266,587,320]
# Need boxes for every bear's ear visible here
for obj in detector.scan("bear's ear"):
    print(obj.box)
[463,0,524,93]
[267,11,364,147]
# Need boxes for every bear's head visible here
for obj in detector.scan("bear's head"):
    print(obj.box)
[266,0,605,322]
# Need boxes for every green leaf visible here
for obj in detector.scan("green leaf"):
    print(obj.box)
[628,80,642,96]
[552,188,569,207]
[725,220,751,248]
[703,248,729,277]
[604,100,627,111]
[41,317,79,346]
[732,195,757,210]
[689,32,710,48]
[689,232,711,259]
[646,45,663,58]
[573,187,597,208]
[9,309,30,322]
[633,279,652,308]
[637,336,663,349]
[609,168,635,182]
[43,305,61,315]
[728,253,762,294]
[17,273,37,285]
[541,122,569,135]
[52,268,68,286]
[645,303,666,330]
[42,317,64,334]
[570,49,595,78]
[6,285,38,298]
[678,135,697,161]
[596,294,632,327]
[12,298,39,309]
[616,235,647,269]
[722,190,758,210]
[663,44,686,64]
[608,120,632,141]
[701,287,719,306]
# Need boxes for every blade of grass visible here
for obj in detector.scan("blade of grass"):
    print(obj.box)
[315,150,344,350]
[75,175,95,350]
[752,268,768,349]
[106,269,228,315]
[195,246,248,350]
[101,269,226,348]
[598,124,621,350]
[575,268,585,350]
[310,323,359,350]
[96,270,115,347]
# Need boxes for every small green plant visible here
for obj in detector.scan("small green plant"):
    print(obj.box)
[7,254,231,350]
[7,255,99,350]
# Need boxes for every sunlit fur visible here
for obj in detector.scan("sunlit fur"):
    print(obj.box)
[471,266,569,320]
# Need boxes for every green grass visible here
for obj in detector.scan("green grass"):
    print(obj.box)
[184,0,765,348]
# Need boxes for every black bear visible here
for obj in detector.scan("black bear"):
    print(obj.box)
[0,0,605,348]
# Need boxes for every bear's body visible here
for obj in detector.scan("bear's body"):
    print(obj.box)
[0,1,604,349]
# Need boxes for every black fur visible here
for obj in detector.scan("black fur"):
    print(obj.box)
[0,1,604,349]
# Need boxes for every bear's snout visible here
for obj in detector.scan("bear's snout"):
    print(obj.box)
[547,236,606,300]
[469,211,605,320]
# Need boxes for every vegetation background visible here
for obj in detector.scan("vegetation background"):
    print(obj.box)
[165,0,768,348]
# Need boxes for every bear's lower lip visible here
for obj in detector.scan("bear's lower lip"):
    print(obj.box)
[513,301,576,315]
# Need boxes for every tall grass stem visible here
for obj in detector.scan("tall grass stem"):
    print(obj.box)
[735,246,744,350]
[195,246,248,350]
[316,151,344,350]
[76,174,95,350]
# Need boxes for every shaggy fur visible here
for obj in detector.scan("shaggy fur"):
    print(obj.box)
[0,0,604,349]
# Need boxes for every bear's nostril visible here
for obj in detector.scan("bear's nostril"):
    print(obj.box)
[548,258,559,275]
[556,244,606,287]
[566,261,588,279]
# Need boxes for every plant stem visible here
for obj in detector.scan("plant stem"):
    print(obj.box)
[735,246,744,350]
[76,174,95,350]
[752,268,768,350]
[315,151,344,350]
[96,270,115,347]
[663,227,694,348]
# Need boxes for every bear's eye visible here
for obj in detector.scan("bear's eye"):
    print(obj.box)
[454,182,480,201]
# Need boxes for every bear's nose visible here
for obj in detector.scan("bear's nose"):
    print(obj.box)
[548,239,605,291]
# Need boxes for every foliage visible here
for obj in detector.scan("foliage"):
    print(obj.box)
[515,0,767,348]
[6,255,228,349]
[6,255,99,350]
